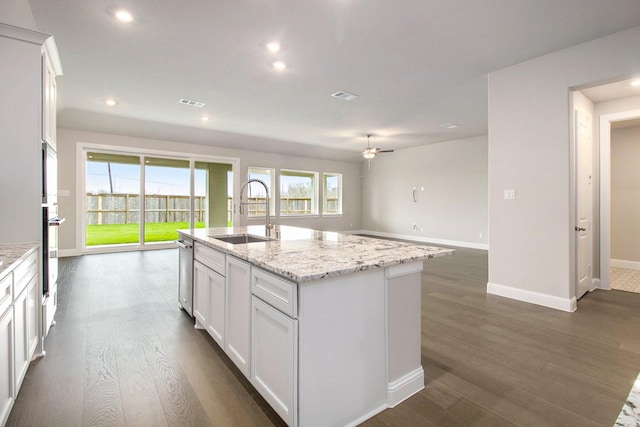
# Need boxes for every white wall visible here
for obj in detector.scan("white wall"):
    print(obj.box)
[611,125,640,264]
[0,0,36,30]
[57,128,363,254]
[487,25,640,311]
[361,136,488,249]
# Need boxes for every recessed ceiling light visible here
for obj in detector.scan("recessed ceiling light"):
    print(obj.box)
[201,115,210,122]
[440,122,459,129]
[272,61,286,71]
[105,99,117,106]
[266,42,280,53]
[631,79,640,87]
[114,9,134,23]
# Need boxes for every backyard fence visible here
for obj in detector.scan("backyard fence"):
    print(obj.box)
[87,193,339,225]
[86,194,209,225]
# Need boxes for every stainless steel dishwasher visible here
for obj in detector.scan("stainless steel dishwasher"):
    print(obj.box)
[177,237,194,316]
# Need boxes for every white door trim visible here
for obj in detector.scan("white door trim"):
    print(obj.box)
[599,109,640,290]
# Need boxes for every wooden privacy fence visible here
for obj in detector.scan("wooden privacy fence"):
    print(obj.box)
[86,194,209,225]
[87,193,339,225]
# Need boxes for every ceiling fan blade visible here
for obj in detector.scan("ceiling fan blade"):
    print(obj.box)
[377,149,394,153]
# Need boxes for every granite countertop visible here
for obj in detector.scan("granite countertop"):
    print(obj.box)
[178,225,454,282]
[0,242,39,279]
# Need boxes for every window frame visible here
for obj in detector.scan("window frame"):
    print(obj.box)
[279,169,319,217]
[322,172,343,216]
[246,167,276,217]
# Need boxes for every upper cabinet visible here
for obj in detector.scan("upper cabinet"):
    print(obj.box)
[42,37,62,151]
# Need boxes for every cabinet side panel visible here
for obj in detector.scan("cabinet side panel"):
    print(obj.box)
[298,270,386,427]
[387,273,422,382]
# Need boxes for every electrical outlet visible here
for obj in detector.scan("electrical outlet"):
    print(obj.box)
[479,232,483,239]
[504,189,516,200]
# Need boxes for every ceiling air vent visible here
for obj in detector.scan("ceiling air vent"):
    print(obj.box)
[331,91,358,101]
[179,98,206,108]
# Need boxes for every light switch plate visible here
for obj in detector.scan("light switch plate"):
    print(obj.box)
[504,189,516,200]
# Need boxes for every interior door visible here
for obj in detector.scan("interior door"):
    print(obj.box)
[576,109,593,299]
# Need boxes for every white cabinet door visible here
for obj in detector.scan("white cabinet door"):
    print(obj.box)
[251,297,297,427]
[13,286,28,393]
[27,276,38,358]
[193,260,208,329]
[42,51,57,149]
[206,267,225,348]
[0,306,13,426]
[225,256,251,377]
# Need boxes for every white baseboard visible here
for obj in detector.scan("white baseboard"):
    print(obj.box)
[386,367,425,408]
[487,282,577,312]
[361,230,488,250]
[611,259,640,270]
[59,249,82,257]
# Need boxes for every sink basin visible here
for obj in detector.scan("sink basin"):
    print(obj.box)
[212,234,272,244]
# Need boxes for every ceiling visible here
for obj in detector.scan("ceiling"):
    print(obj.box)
[28,0,640,161]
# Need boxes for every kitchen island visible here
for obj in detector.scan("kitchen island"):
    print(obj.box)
[177,226,453,427]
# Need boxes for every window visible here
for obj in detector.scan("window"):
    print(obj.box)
[247,167,275,217]
[280,169,318,216]
[323,173,342,215]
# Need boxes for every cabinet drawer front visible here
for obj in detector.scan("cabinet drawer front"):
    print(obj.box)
[0,274,11,315]
[194,243,225,276]
[13,251,37,297]
[251,268,297,318]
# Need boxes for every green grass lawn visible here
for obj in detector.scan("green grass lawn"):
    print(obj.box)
[86,222,205,246]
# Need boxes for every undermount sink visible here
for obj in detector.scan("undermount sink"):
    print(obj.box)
[212,234,273,244]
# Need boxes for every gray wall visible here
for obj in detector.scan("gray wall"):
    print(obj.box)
[611,125,640,263]
[0,0,36,29]
[488,25,640,308]
[57,128,363,254]
[361,135,488,249]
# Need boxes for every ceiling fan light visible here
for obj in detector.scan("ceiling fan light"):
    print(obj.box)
[363,151,375,159]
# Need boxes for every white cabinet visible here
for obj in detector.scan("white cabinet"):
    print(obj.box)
[42,43,58,150]
[26,277,39,361]
[193,260,209,329]
[225,256,251,377]
[250,268,298,427]
[192,244,252,378]
[251,297,297,427]
[206,266,225,347]
[0,244,39,426]
[0,305,14,427]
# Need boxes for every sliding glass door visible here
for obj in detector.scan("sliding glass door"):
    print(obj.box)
[84,149,235,250]
[86,152,141,246]
[144,157,191,244]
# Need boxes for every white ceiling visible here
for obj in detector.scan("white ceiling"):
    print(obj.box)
[28,0,640,161]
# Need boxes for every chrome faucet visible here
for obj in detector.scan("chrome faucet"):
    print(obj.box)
[239,179,273,236]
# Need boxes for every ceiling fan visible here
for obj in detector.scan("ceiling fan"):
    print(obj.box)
[362,134,394,167]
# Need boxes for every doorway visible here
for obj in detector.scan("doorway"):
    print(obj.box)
[600,112,640,293]
[80,143,238,253]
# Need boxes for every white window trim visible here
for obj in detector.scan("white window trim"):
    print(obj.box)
[279,168,319,217]
[322,172,343,216]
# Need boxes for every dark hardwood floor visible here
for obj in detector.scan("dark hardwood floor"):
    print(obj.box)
[7,247,640,426]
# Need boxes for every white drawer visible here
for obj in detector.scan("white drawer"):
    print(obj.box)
[251,268,297,318]
[14,250,37,296]
[0,273,12,315]
[194,243,226,276]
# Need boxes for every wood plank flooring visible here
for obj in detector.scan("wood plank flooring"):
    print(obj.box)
[7,247,640,426]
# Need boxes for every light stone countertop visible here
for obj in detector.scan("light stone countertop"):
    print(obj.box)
[0,243,39,279]
[178,225,454,283]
